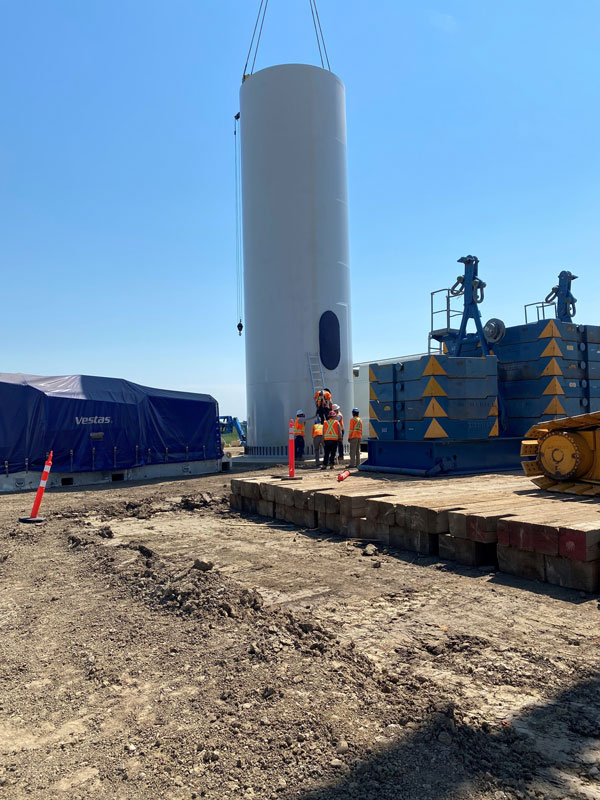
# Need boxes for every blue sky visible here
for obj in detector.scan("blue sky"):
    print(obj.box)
[1,1,598,417]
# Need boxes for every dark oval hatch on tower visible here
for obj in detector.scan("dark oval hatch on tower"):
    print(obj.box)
[319,310,341,371]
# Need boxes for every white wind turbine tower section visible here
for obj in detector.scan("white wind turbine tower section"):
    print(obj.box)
[239,63,353,455]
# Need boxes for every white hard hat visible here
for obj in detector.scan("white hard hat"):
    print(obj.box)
[296,409,304,416]
[332,404,340,411]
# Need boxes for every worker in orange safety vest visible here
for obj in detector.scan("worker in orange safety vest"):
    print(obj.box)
[348,408,363,467]
[314,390,327,424]
[311,420,324,466]
[332,404,344,463]
[294,410,306,460]
[321,411,341,470]
[315,388,333,423]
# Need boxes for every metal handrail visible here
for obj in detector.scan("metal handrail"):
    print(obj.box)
[429,287,463,353]
[524,301,556,324]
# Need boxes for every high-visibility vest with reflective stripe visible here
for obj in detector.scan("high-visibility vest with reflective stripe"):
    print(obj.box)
[312,423,323,438]
[323,419,340,440]
[294,417,305,436]
[314,390,325,405]
[323,391,332,405]
[349,417,363,439]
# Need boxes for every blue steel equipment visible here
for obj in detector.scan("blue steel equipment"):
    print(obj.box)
[431,256,502,357]
[219,416,247,445]
[545,270,577,322]
[449,256,488,356]
[365,259,597,476]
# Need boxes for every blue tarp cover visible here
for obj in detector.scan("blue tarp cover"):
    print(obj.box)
[0,373,221,473]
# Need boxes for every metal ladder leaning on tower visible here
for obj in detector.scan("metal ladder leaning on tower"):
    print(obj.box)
[307,353,325,398]
[306,353,326,457]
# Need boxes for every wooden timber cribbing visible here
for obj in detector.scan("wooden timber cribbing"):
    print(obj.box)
[229,474,600,593]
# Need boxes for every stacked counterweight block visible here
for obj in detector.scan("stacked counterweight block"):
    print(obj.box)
[459,319,600,437]
[368,355,499,442]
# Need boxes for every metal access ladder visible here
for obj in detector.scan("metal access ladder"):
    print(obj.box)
[307,353,325,396]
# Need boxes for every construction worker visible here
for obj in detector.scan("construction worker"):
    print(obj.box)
[348,408,363,467]
[323,388,332,413]
[321,410,341,470]
[312,419,324,466]
[314,389,328,424]
[294,410,306,460]
[332,404,344,463]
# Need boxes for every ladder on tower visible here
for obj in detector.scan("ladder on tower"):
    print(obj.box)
[307,353,325,397]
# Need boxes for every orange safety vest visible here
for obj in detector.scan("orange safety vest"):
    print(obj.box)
[312,423,323,438]
[349,417,363,439]
[314,390,325,406]
[323,419,340,440]
[323,391,332,406]
[294,417,305,436]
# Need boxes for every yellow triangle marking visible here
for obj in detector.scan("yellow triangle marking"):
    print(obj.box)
[424,398,448,417]
[539,320,561,339]
[424,419,449,438]
[541,357,563,377]
[543,397,566,415]
[422,377,447,397]
[540,338,562,357]
[489,419,499,437]
[442,342,448,354]
[488,398,498,417]
[422,356,447,376]
[369,422,377,439]
[369,366,376,383]
[369,385,377,401]
[542,377,565,395]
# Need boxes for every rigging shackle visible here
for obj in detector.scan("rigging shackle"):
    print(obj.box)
[472,278,486,304]
[545,286,559,304]
[449,276,465,296]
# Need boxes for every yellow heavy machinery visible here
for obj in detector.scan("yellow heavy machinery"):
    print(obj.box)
[521,411,600,494]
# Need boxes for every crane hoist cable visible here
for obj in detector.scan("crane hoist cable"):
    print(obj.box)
[309,0,331,70]
[242,0,264,77]
[243,0,270,81]
[234,112,244,336]
[308,0,324,68]
[237,0,332,335]
[242,0,331,81]
[251,0,270,73]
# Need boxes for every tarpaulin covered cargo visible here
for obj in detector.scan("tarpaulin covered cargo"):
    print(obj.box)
[0,373,221,474]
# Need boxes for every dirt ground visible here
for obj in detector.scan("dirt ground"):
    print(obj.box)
[1,461,600,800]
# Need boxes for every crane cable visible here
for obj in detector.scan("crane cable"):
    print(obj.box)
[237,0,332,335]
[234,113,243,335]
[308,0,331,70]
[242,0,270,81]
[243,0,331,80]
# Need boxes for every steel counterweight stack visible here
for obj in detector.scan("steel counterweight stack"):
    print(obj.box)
[366,354,513,475]
[460,320,600,436]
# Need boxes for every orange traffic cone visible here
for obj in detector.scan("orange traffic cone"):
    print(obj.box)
[19,451,53,523]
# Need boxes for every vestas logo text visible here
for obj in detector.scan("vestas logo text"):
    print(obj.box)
[75,416,112,425]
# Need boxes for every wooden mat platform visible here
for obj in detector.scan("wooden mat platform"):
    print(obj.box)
[230,471,600,593]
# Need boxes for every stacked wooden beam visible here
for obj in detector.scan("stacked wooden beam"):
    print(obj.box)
[497,513,600,592]
[229,475,600,592]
